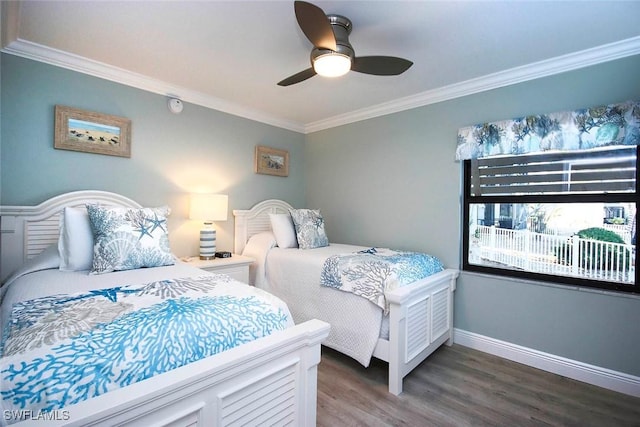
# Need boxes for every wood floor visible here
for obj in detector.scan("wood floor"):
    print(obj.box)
[317,344,640,427]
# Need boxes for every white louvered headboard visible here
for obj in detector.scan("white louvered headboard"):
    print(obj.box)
[233,199,294,254]
[0,190,141,282]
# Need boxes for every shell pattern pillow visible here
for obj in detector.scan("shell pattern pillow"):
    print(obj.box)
[289,208,329,249]
[86,204,174,274]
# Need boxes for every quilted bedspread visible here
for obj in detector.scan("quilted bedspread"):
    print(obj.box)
[0,274,291,421]
[320,248,444,313]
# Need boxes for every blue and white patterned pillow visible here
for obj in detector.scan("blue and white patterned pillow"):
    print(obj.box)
[86,204,174,274]
[289,209,329,249]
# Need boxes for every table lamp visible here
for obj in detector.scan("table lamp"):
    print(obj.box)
[189,194,228,259]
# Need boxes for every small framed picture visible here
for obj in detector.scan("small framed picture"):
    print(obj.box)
[54,105,131,158]
[254,145,289,177]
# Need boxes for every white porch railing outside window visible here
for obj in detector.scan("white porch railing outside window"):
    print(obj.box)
[603,223,632,244]
[470,226,635,284]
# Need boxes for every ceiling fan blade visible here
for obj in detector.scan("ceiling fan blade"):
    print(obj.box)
[278,67,317,86]
[351,56,413,76]
[294,1,337,51]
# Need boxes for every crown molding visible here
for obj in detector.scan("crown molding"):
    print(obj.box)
[304,35,640,133]
[0,37,306,134]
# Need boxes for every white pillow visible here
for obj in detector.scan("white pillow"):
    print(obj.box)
[58,207,94,271]
[269,213,298,248]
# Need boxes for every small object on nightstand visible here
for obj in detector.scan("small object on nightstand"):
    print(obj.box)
[215,251,232,258]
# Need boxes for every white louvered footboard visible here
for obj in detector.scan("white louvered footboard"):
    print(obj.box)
[383,269,458,395]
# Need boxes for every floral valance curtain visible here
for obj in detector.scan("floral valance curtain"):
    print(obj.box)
[455,100,640,160]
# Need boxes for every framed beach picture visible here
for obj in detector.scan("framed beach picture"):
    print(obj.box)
[255,145,289,177]
[54,105,131,158]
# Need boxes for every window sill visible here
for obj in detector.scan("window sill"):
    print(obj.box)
[460,270,640,301]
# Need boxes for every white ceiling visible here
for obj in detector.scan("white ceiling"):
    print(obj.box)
[2,1,640,133]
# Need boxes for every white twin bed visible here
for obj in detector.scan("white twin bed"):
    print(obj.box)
[234,199,459,395]
[0,191,329,426]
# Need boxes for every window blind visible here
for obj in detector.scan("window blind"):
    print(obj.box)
[470,146,637,197]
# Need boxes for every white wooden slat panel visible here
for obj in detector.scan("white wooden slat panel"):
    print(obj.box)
[405,297,430,362]
[431,287,450,340]
[220,363,297,426]
[247,216,272,238]
[246,205,290,241]
[159,407,202,427]
[25,215,61,258]
[222,369,294,417]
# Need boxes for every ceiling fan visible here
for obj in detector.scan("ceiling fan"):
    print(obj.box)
[278,1,413,86]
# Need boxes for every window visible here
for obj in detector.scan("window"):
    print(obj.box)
[463,145,638,293]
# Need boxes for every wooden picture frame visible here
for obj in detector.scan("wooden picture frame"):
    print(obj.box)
[54,105,131,158]
[254,145,289,177]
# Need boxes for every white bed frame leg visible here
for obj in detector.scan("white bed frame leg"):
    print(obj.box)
[388,305,405,396]
[445,272,456,347]
[300,338,323,425]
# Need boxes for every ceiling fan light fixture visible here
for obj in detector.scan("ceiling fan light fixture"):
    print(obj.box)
[313,52,351,77]
[278,1,412,86]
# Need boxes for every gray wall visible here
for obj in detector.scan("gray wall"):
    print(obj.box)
[305,54,640,376]
[0,54,306,257]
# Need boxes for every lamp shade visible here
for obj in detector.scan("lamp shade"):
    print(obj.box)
[189,194,228,221]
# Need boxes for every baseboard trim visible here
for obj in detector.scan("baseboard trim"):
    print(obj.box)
[454,328,640,398]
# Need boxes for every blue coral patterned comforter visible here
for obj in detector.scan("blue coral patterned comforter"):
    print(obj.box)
[320,248,443,313]
[0,275,291,422]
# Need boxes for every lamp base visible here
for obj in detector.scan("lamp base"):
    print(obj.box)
[199,222,216,260]
[199,255,215,261]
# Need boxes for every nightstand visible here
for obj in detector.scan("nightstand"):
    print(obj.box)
[184,254,254,283]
